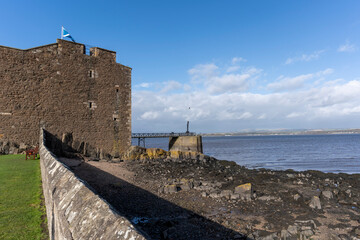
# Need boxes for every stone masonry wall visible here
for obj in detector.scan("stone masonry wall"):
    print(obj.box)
[40,128,147,239]
[168,136,203,153]
[0,39,131,157]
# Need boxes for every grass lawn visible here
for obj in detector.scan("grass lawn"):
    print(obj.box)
[0,154,47,240]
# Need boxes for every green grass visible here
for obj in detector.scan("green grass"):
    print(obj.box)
[0,154,47,240]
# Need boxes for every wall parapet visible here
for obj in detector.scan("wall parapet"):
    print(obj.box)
[0,43,58,52]
[40,128,147,240]
[0,40,122,62]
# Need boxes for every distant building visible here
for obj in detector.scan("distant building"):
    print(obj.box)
[0,39,131,157]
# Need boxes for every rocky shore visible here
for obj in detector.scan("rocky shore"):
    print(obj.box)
[65,147,360,240]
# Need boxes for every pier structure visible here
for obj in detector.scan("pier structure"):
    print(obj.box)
[131,132,203,153]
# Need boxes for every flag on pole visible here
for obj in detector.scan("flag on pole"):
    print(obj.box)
[61,26,76,43]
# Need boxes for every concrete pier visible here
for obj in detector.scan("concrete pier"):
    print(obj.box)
[168,136,203,153]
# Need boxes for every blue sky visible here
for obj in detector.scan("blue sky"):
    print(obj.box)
[2,1,360,133]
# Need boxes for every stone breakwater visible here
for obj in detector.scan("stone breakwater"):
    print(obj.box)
[70,147,360,240]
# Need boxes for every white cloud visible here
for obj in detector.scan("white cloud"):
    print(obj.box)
[217,111,253,120]
[140,111,160,120]
[183,84,192,91]
[207,73,251,93]
[226,65,241,73]
[267,68,334,92]
[338,41,357,52]
[258,114,267,120]
[285,50,325,64]
[132,57,360,132]
[135,82,150,88]
[316,68,334,76]
[232,57,247,64]
[188,63,218,81]
[286,112,304,118]
[133,79,360,132]
[188,63,261,94]
[160,80,183,93]
[268,74,313,92]
[239,112,253,119]
[323,78,345,86]
[228,57,247,72]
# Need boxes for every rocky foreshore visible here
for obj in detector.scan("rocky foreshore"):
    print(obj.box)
[67,146,360,240]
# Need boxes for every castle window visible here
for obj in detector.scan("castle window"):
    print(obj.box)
[115,85,120,93]
[87,101,96,110]
[113,113,119,121]
[89,70,95,78]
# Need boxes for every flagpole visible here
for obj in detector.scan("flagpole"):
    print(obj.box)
[61,26,63,39]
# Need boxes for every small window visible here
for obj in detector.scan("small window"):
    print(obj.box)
[113,113,119,121]
[89,70,95,78]
[115,85,120,93]
[87,101,96,110]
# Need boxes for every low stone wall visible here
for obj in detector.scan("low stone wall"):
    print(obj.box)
[47,132,112,161]
[40,128,147,240]
[0,141,33,155]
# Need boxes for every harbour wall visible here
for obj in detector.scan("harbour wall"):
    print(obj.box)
[168,136,203,153]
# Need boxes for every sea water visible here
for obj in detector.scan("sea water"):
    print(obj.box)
[132,134,360,174]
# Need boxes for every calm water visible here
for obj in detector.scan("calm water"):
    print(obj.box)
[132,134,360,174]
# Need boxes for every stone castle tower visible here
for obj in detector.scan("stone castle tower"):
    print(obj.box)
[0,39,131,158]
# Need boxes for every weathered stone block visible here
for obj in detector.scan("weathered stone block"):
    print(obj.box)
[180,178,194,191]
[230,193,240,200]
[321,190,333,199]
[146,148,167,159]
[164,184,178,194]
[220,190,233,198]
[287,225,298,235]
[170,150,182,160]
[293,193,301,201]
[235,183,252,201]
[122,145,146,160]
[209,192,220,198]
[309,196,322,209]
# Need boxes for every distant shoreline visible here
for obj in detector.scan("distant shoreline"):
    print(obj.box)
[202,128,360,137]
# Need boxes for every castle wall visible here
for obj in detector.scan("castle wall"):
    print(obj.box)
[0,39,131,156]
